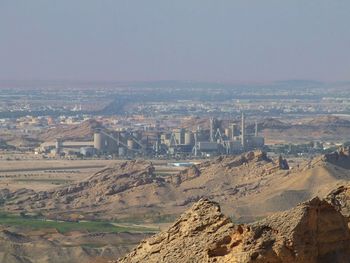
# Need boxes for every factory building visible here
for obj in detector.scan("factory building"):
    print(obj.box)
[192,114,265,157]
[93,130,144,156]
[37,114,264,158]
[174,128,186,145]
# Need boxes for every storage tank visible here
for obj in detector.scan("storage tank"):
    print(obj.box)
[184,132,194,145]
[127,139,135,149]
[174,128,185,145]
[94,132,103,151]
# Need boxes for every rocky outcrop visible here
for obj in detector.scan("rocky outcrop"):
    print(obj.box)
[117,199,235,263]
[278,155,289,170]
[322,149,350,169]
[213,151,272,169]
[0,188,35,206]
[5,150,350,223]
[171,165,201,185]
[326,185,350,220]
[5,160,170,220]
[28,160,158,203]
[117,198,350,263]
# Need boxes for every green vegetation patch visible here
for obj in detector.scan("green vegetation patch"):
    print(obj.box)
[116,213,178,224]
[0,213,155,234]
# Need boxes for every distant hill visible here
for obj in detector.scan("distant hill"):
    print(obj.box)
[38,119,102,142]
[5,150,350,224]
[259,115,350,143]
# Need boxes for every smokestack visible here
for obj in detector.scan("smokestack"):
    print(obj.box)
[241,112,246,149]
[230,123,237,140]
[210,118,214,142]
[55,139,62,154]
[255,120,258,137]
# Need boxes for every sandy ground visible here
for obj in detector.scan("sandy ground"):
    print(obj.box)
[0,159,116,191]
[0,158,188,191]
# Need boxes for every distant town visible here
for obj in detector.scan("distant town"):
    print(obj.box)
[0,80,349,160]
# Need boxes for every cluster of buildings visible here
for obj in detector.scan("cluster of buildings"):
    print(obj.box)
[161,113,264,157]
[37,113,264,159]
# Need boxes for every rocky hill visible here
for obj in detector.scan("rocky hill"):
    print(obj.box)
[117,198,350,263]
[38,119,102,142]
[4,150,350,223]
[170,150,350,222]
[258,115,350,143]
[182,115,350,144]
[306,115,350,127]
[5,160,180,221]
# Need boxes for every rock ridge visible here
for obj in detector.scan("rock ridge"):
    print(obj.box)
[117,197,350,263]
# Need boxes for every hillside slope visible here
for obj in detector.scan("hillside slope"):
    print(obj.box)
[4,150,350,222]
[117,198,350,263]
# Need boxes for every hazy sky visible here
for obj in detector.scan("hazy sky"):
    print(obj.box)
[1,1,349,82]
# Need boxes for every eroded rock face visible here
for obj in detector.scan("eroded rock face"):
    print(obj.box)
[247,198,350,263]
[326,185,350,220]
[117,199,235,263]
[278,155,289,170]
[117,198,350,263]
[4,160,166,220]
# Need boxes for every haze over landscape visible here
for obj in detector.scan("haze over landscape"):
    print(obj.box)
[1,0,350,82]
[0,1,350,263]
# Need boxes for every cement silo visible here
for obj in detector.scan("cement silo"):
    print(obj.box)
[94,132,103,151]
[184,131,194,145]
[127,139,135,150]
[174,128,185,145]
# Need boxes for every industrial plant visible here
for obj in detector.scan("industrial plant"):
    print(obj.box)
[38,113,265,158]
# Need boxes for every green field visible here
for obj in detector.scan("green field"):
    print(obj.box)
[0,213,156,234]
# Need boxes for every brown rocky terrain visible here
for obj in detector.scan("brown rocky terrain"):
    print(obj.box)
[1,151,350,262]
[326,184,350,222]
[169,149,350,221]
[0,226,149,263]
[0,131,40,148]
[117,198,350,263]
[182,115,350,144]
[3,150,350,223]
[38,119,102,142]
[4,160,180,221]
[259,115,350,144]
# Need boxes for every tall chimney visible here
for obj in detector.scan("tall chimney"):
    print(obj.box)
[210,118,214,142]
[241,112,246,149]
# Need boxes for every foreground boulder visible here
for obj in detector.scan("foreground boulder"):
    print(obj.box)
[117,198,350,263]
